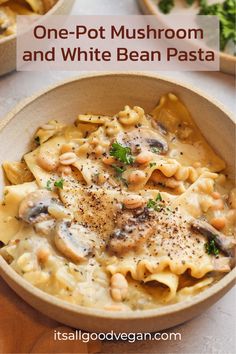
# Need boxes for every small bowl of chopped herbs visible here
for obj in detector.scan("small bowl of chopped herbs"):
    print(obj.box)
[138,0,236,75]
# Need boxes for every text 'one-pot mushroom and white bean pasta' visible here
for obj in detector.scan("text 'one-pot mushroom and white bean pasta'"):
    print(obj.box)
[0,93,235,311]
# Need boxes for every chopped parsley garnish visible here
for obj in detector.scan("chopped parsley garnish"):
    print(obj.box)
[110,142,134,165]
[34,136,40,145]
[46,180,52,191]
[46,179,64,190]
[149,162,157,168]
[109,142,133,186]
[205,238,220,256]
[147,199,157,209]
[147,193,167,212]
[156,192,163,202]
[151,147,161,154]
[54,178,64,190]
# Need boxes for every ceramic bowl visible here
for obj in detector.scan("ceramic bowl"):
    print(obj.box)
[0,0,75,76]
[0,73,235,333]
[138,0,236,76]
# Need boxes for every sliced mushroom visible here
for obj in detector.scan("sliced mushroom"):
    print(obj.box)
[54,221,95,262]
[107,207,155,255]
[19,190,60,224]
[191,219,236,257]
[117,128,168,155]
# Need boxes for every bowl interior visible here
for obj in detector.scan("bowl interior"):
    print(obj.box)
[0,73,235,196]
[0,73,235,331]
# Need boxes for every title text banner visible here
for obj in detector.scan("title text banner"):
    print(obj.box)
[17,15,220,71]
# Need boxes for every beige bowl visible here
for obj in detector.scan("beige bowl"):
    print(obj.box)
[138,0,236,76]
[0,0,75,76]
[0,73,235,333]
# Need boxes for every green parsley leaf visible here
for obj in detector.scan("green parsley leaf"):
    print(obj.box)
[149,201,162,212]
[147,199,156,209]
[159,0,197,14]
[149,162,157,168]
[186,0,195,5]
[156,192,163,202]
[205,238,220,256]
[147,193,172,212]
[46,180,52,191]
[110,142,134,165]
[158,0,174,14]
[54,178,64,190]
[151,147,161,154]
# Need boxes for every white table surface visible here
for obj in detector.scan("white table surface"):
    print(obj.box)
[0,1,235,353]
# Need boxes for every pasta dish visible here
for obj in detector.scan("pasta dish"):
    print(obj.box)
[0,0,57,38]
[0,93,235,311]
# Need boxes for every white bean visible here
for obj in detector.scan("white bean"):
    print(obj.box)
[128,170,146,184]
[102,156,116,165]
[123,195,145,209]
[37,153,58,172]
[59,152,77,165]
[110,273,128,302]
[135,151,153,165]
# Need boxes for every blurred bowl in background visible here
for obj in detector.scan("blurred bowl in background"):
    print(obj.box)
[138,0,236,76]
[0,0,75,77]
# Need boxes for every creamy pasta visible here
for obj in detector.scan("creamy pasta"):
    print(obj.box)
[0,93,235,311]
[0,0,57,38]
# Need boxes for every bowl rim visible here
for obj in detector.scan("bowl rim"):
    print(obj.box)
[0,71,235,126]
[137,0,236,65]
[0,0,67,44]
[0,71,235,320]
